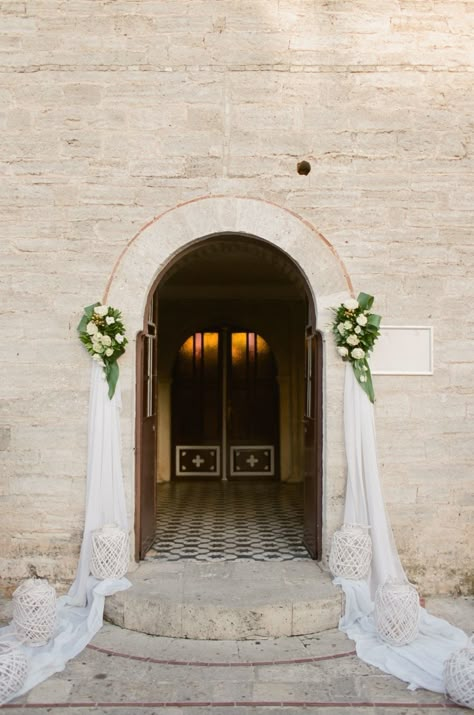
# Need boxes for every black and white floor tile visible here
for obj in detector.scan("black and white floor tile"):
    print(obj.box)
[146,481,310,562]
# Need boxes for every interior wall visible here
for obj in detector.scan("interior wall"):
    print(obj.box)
[156,298,306,483]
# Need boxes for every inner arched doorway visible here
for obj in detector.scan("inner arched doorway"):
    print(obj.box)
[135,233,323,564]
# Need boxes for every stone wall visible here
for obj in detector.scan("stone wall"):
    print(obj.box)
[0,0,473,595]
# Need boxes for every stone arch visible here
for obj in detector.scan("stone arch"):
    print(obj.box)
[103,196,352,560]
[104,196,352,328]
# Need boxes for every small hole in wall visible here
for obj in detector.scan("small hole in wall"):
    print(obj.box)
[297,160,311,175]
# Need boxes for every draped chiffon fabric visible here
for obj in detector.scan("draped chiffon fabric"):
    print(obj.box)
[338,364,468,693]
[67,362,129,607]
[1,363,130,702]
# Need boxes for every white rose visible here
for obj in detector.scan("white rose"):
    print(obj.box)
[86,321,98,335]
[359,375,367,383]
[94,305,109,317]
[337,346,349,357]
[337,323,345,335]
[344,321,352,330]
[105,348,114,357]
[105,316,115,325]
[351,347,365,359]
[343,298,359,311]
[356,314,368,326]
[93,344,104,354]
[354,326,361,334]
[102,334,112,346]
[115,333,124,344]
[346,334,359,346]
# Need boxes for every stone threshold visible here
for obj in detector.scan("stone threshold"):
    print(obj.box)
[104,560,343,640]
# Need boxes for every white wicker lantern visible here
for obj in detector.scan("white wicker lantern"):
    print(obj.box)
[329,523,372,580]
[13,578,57,647]
[0,643,28,705]
[374,580,420,646]
[444,637,474,710]
[91,523,129,580]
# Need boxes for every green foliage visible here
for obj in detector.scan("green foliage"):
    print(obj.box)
[77,302,128,399]
[332,293,381,403]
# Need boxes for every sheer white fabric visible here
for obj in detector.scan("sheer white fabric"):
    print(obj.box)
[68,362,129,607]
[343,365,405,596]
[0,363,130,703]
[339,364,469,692]
[2,578,130,700]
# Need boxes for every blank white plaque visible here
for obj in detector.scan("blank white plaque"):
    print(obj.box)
[371,326,433,375]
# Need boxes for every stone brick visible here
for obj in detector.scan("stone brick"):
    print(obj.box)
[0,426,11,451]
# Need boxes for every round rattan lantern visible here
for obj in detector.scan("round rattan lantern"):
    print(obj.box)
[0,643,28,705]
[90,523,129,580]
[374,580,420,646]
[444,637,474,710]
[329,523,372,580]
[13,578,57,647]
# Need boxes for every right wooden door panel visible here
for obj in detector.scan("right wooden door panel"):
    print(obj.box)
[303,331,323,559]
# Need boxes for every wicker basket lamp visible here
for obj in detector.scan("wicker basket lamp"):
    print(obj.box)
[374,580,420,646]
[13,578,57,647]
[329,523,372,580]
[0,643,28,705]
[90,523,129,580]
[444,637,474,710]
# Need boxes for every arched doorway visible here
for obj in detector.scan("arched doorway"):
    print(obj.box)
[104,195,352,569]
[135,233,323,563]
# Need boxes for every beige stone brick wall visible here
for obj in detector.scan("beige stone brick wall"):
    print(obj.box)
[0,0,472,595]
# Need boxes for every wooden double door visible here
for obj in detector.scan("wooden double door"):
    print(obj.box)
[171,329,279,481]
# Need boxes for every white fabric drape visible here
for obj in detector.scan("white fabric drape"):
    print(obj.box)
[67,362,129,607]
[2,578,130,700]
[1,363,130,703]
[336,578,468,693]
[339,364,468,692]
[343,365,406,596]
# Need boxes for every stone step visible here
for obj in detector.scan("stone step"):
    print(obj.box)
[105,560,343,640]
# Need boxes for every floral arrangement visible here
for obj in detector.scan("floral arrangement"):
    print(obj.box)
[332,292,381,403]
[77,303,128,399]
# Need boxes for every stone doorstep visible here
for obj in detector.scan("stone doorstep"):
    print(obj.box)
[104,560,343,640]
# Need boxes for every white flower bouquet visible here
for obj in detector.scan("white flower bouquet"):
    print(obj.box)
[332,292,381,402]
[78,302,128,398]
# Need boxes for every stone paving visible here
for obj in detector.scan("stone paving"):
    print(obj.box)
[1,595,472,714]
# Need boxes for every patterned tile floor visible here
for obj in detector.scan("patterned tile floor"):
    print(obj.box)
[146,481,310,562]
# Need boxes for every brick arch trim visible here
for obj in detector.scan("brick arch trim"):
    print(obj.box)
[104,195,353,333]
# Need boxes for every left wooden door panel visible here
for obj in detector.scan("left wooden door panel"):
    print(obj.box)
[136,328,157,560]
[171,331,222,479]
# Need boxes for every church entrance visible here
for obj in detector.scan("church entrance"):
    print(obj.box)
[172,329,279,481]
[135,233,323,564]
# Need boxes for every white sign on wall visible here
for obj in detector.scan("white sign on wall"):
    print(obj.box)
[371,326,433,376]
